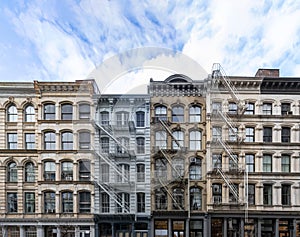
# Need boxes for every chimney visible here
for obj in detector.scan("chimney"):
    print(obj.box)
[255,69,279,77]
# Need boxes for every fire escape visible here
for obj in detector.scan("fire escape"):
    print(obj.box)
[94,117,135,215]
[210,63,248,218]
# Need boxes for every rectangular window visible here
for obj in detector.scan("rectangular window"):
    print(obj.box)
[245,103,255,115]
[263,184,272,205]
[116,112,129,126]
[228,102,237,114]
[212,184,222,204]
[263,154,272,172]
[137,164,145,182]
[44,104,55,120]
[7,133,17,149]
[79,160,90,181]
[25,133,35,149]
[101,164,109,182]
[25,192,35,213]
[212,154,222,169]
[282,184,291,206]
[61,104,73,120]
[247,184,255,205]
[246,154,255,172]
[7,193,18,213]
[100,111,109,125]
[281,154,290,172]
[262,103,272,115]
[229,127,238,142]
[281,103,291,115]
[136,137,145,154]
[212,127,222,141]
[281,127,290,143]
[263,127,272,142]
[79,192,91,213]
[137,193,145,212]
[79,104,90,119]
[101,193,110,213]
[245,127,255,142]
[212,102,222,114]
[229,184,239,203]
[136,111,145,127]
[79,132,90,149]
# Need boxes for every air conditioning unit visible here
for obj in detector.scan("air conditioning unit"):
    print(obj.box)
[287,111,293,115]
[46,209,55,213]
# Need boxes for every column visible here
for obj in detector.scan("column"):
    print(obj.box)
[257,219,262,237]
[275,219,279,237]
[223,218,227,237]
[20,226,25,237]
[75,226,80,237]
[57,226,61,237]
[37,225,44,237]
[240,219,244,237]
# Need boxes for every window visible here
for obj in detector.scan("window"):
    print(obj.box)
[245,127,255,142]
[25,226,36,237]
[263,127,272,142]
[116,192,130,213]
[189,130,201,150]
[172,158,184,178]
[263,184,272,205]
[189,158,202,180]
[229,154,239,172]
[173,188,184,209]
[190,187,202,210]
[79,131,90,149]
[44,131,56,150]
[281,102,291,115]
[229,127,238,142]
[281,127,290,143]
[228,102,237,114]
[7,162,17,182]
[25,192,35,213]
[25,162,35,182]
[79,104,90,119]
[136,164,145,182]
[229,184,239,203]
[25,105,35,122]
[7,104,18,122]
[61,103,73,120]
[136,111,145,127]
[172,130,184,149]
[62,192,73,213]
[116,111,129,126]
[25,133,35,149]
[155,189,167,210]
[7,133,17,149]
[247,184,255,205]
[116,137,129,154]
[79,192,91,213]
[44,103,55,120]
[262,103,272,115]
[136,137,145,154]
[155,158,167,178]
[282,184,291,206]
[245,103,255,115]
[61,132,73,150]
[212,102,222,114]
[212,126,222,141]
[137,192,145,212]
[101,137,109,153]
[79,160,90,181]
[101,193,110,213]
[7,193,18,213]
[246,154,255,172]
[212,183,222,204]
[44,192,55,213]
[263,154,272,172]
[61,161,73,181]
[101,164,109,182]
[117,164,129,183]
[100,111,109,125]
[189,105,201,122]
[155,106,167,122]
[44,161,55,181]
[212,154,222,169]
[172,106,184,123]
[190,220,203,237]
[155,131,167,149]
[281,154,290,172]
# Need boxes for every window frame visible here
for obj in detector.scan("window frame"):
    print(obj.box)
[101,192,110,213]
[24,105,35,122]
[100,111,109,125]
[246,154,255,172]
[189,105,201,122]
[25,133,35,149]
[263,154,272,172]
[7,192,18,213]
[263,184,272,205]
[44,161,56,181]
[245,127,255,142]
[245,103,255,115]
[61,191,73,213]
[136,164,145,182]
[79,104,90,120]
[79,131,91,150]
[281,127,291,143]
[136,137,145,154]
[137,192,145,213]
[262,103,272,115]
[25,162,35,182]
[281,102,291,115]
[282,184,291,206]
[7,104,18,122]
[61,161,73,181]
[24,192,35,213]
[281,154,290,172]
[189,130,201,150]
[79,191,91,213]
[172,105,184,123]
[172,130,184,150]
[136,111,145,127]
[155,130,167,149]
[79,160,91,181]
[155,106,167,122]
[155,189,167,210]
[228,102,237,115]
[61,131,73,150]
[190,187,202,210]
[189,158,202,180]
[263,127,272,142]
[44,191,55,213]
[7,161,17,182]
[247,184,255,205]
[61,103,73,120]
[44,103,55,120]
[44,131,56,150]
[7,133,17,149]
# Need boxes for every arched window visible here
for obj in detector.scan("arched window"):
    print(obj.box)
[61,191,73,213]
[61,161,73,181]
[172,105,184,123]
[7,162,17,182]
[116,192,130,213]
[117,164,129,183]
[100,111,109,125]
[25,105,35,122]
[155,106,167,122]
[44,103,55,120]
[190,187,202,210]
[44,191,55,213]
[172,130,184,149]
[189,105,201,122]
[190,130,201,150]
[189,158,202,180]
[44,161,55,181]
[79,191,91,213]
[155,131,167,149]
[116,137,129,154]
[25,162,35,182]
[172,158,184,178]
[61,103,73,120]
[173,188,184,209]
[155,189,167,210]
[44,131,56,150]
[116,111,129,127]
[7,104,18,122]
[79,104,90,119]
[155,158,167,178]
[61,131,73,150]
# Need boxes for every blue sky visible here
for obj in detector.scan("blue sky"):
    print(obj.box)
[1,0,300,92]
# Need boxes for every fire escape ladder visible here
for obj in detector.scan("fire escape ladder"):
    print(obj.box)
[160,148,182,179]
[159,118,182,149]
[217,111,241,142]
[94,180,130,213]
[217,138,238,167]
[217,168,240,203]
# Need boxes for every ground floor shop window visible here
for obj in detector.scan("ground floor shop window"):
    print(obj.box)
[154,220,168,237]
[7,226,19,237]
[261,219,274,237]
[279,220,292,237]
[228,218,241,237]
[244,219,255,237]
[45,226,57,237]
[79,226,91,237]
[211,218,222,237]
[190,220,203,237]
[172,220,185,237]
[99,223,112,237]
[135,223,148,237]
[115,223,131,237]
[25,226,37,237]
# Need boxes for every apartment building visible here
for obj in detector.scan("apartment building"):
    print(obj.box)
[206,64,300,237]
[0,80,98,237]
[148,74,207,237]
[94,94,151,237]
